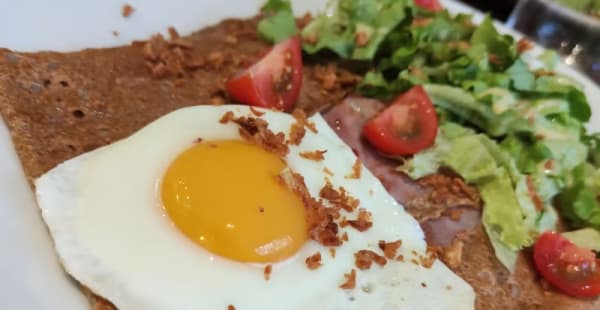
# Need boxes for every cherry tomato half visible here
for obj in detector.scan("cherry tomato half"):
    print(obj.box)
[362,85,438,156]
[414,0,443,11]
[534,231,600,298]
[225,36,303,111]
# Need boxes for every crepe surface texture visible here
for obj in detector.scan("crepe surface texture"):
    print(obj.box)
[0,16,599,310]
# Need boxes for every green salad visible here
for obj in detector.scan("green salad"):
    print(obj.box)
[554,0,600,19]
[258,0,600,272]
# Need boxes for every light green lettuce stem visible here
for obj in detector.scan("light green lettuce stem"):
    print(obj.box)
[444,135,531,271]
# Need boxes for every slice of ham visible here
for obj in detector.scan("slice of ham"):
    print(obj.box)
[321,97,480,247]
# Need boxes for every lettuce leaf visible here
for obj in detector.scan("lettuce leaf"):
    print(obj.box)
[424,84,535,137]
[556,163,600,230]
[553,0,600,17]
[469,16,516,71]
[445,135,531,246]
[301,0,412,60]
[404,124,547,271]
[533,76,591,122]
[257,0,297,43]
[506,58,535,91]
[358,71,413,99]
[400,122,472,178]
[562,228,600,251]
[585,133,600,167]
[538,50,559,71]
[479,172,526,271]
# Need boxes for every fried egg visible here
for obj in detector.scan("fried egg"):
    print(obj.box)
[35,105,474,309]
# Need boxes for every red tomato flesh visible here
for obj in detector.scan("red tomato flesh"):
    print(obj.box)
[534,231,600,298]
[225,36,303,111]
[414,0,443,11]
[362,85,438,156]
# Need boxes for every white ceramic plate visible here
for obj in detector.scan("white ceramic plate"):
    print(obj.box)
[0,0,598,308]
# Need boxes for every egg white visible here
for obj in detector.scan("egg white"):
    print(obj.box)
[35,105,474,310]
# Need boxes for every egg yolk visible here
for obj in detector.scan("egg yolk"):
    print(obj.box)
[161,140,308,263]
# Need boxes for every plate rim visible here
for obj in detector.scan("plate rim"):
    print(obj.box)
[0,0,598,308]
